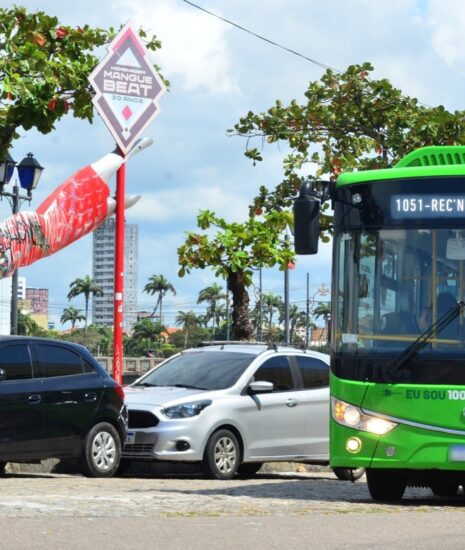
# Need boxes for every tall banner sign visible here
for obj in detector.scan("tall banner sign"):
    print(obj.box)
[89,23,164,383]
[89,23,166,154]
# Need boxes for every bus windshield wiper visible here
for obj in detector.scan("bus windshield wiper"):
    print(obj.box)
[388,301,465,380]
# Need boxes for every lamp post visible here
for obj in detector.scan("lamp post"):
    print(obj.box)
[306,281,330,349]
[0,152,44,335]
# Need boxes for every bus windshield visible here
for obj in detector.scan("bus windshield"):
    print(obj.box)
[335,227,465,356]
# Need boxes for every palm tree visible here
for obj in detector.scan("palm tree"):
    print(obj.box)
[314,302,331,343]
[17,312,41,336]
[67,275,103,333]
[175,310,199,348]
[279,304,302,344]
[60,306,85,331]
[262,293,283,337]
[132,318,165,341]
[197,283,226,339]
[144,274,176,324]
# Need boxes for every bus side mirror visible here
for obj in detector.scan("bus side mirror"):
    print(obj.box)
[293,182,320,255]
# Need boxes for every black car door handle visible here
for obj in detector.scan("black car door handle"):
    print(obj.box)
[28,394,41,405]
[84,392,97,402]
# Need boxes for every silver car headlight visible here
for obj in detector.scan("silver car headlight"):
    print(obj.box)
[162,400,212,419]
[331,397,397,435]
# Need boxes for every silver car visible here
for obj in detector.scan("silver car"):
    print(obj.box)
[122,343,360,480]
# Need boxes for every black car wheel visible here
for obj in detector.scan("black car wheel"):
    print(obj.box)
[237,462,263,477]
[80,422,121,478]
[332,467,365,481]
[203,429,240,480]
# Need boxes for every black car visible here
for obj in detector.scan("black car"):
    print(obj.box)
[0,336,126,478]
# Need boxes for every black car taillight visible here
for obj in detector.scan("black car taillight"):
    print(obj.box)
[114,384,125,402]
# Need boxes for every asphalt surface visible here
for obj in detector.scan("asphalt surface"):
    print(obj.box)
[2,468,465,549]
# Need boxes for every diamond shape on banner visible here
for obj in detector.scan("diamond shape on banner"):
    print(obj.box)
[89,23,166,154]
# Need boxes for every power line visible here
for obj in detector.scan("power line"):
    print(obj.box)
[180,0,341,73]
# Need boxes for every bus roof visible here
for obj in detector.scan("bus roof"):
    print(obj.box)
[336,146,465,188]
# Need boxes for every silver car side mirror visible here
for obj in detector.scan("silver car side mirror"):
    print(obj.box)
[248,380,274,393]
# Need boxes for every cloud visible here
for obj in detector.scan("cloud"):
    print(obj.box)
[129,184,250,224]
[117,0,237,94]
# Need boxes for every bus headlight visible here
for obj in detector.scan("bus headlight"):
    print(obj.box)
[332,398,397,435]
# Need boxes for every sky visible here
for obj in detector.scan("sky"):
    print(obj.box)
[4,0,465,329]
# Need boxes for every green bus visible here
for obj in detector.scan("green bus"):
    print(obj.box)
[294,146,465,500]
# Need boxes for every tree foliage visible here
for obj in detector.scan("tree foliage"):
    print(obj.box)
[67,275,103,332]
[0,6,163,154]
[178,209,294,340]
[230,62,465,225]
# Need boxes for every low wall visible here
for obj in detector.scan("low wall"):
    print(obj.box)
[96,356,164,378]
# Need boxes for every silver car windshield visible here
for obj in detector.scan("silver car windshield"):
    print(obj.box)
[135,351,256,390]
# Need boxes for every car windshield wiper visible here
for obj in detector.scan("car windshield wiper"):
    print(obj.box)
[388,301,465,380]
[171,383,210,390]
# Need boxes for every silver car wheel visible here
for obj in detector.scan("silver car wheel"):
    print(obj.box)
[214,435,237,474]
[91,430,117,471]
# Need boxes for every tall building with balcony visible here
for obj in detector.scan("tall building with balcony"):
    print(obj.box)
[92,218,138,330]
[25,287,49,330]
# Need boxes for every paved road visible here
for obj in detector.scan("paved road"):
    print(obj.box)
[2,468,465,549]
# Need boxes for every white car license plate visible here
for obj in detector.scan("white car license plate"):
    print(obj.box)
[126,431,136,444]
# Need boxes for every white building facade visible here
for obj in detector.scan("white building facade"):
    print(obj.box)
[92,218,138,330]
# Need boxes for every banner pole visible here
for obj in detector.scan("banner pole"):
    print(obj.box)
[112,159,125,384]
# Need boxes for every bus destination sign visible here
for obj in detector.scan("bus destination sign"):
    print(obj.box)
[391,194,465,218]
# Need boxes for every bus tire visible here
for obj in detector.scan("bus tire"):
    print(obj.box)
[430,482,459,497]
[366,468,407,501]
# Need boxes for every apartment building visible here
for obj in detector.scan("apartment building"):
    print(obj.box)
[92,218,138,330]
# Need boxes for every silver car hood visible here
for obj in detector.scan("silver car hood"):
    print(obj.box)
[124,385,206,406]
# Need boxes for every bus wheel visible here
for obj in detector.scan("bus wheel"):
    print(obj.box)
[366,469,407,501]
[430,482,459,497]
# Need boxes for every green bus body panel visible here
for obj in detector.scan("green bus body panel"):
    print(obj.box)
[330,373,465,470]
[336,146,465,188]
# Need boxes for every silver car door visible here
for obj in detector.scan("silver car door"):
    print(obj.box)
[292,355,330,458]
[239,355,306,460]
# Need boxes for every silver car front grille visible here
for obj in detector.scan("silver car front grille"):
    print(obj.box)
[123,443,154,456]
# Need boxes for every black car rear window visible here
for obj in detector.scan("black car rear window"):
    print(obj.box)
[0,344,32,381]
[35,344,83,378]
[135,351,255,390]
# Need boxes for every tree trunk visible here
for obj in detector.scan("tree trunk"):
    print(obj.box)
[227,271,253,340]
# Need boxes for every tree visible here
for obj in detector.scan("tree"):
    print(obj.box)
[0,7,163,155]
[17,311,42,335]
[197,283,226,339]
[67,275,103,332]
[262,293,283,336]
[60,306,85,330]
[175,310,199,349]
[279,304,305,344]
[313,303,331,343]
[231,62,465,239]
[144,274,176,325]
[125,318,165,357]
[178,210,293,340]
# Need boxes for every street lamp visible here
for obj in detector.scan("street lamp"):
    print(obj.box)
[0,152,44,335]
[306,279,330,349]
